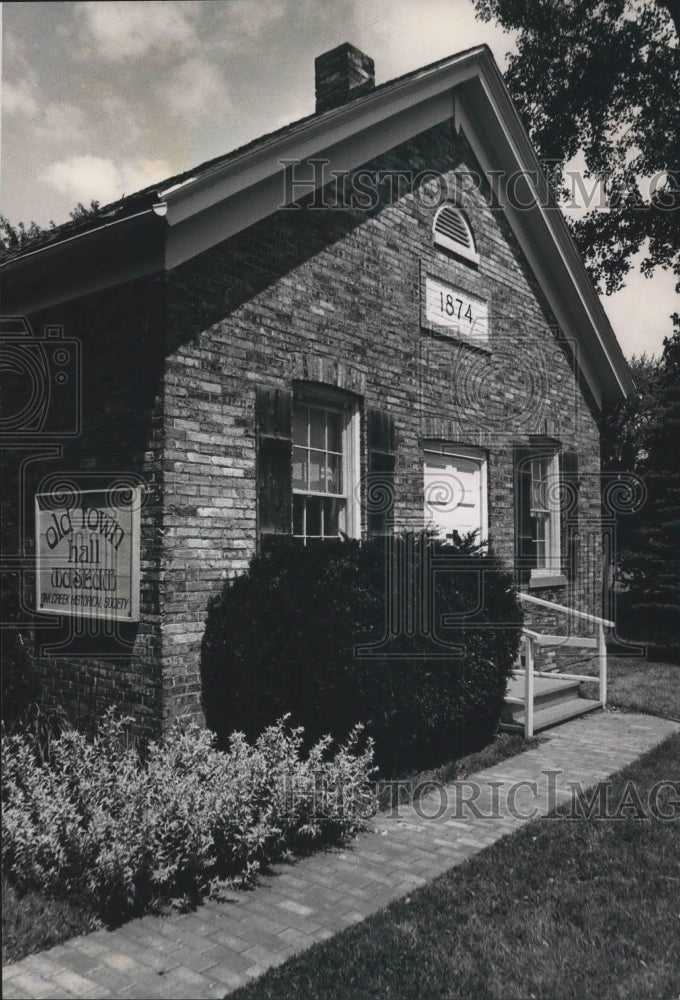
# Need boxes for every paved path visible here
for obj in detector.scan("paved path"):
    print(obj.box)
[3,711,678,1000]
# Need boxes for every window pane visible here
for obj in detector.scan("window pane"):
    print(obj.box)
[293,494,305,536]
[327,412,343,452]
[309,450,324,491]
[309,409,325,449]
[533,512,548,568]
[292,405,308,446]
[326,453,342,494]
[531,457,548,511]
[306,496,322,536]
[323,497,344,536]
[292,447,307,489]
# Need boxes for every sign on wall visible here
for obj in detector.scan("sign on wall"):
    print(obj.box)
[423,275,489,344]
[35,487,141,621]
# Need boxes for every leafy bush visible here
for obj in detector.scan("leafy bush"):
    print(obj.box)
[201,532,523,774]
[1,711,375,925]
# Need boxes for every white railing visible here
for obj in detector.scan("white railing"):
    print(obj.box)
[508,592,614,738]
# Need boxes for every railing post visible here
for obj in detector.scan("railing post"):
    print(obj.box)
[525,634,535,738]
[598,621,607,707]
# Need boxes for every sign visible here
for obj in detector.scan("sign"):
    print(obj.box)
[35,487,141,621]
[424,275,489,344]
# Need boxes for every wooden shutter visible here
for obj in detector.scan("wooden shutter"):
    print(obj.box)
[367,409,395,537]
[256,387,292,545]
[514,444,534,586]
[560,449,579,582]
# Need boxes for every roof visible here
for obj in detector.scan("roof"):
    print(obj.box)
[0,44,634,405]
[0,45,486,265]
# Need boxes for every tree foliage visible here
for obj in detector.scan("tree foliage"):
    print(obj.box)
[615,329,680,645]
[475,0,680,296]
[0,202,100,261]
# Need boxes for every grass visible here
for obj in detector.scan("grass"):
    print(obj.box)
[0,732,537,967]
[578,653,680,720]
[230,732,680,1000]
[2,878,100,966]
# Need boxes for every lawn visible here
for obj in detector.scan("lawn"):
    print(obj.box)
[1,879,100,967]
[230,732,680,1000]
[579,653,680,720]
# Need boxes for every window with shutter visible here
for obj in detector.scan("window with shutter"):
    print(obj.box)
[291,385,360,543]
[256,387,293,545]
[560,449,580,582]
[256,385,361,545]
[367,409,395,537]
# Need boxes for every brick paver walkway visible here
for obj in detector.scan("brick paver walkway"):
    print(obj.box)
[3,711,678,999]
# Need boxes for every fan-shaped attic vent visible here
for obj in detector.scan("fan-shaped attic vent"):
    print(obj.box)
[433,205,480,265]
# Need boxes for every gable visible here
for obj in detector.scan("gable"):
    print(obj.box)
[0,45,632,407]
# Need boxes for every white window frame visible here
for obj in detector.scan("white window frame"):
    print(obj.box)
[529,451,561,579]
[292,385,360,542]
[422,442,488,544]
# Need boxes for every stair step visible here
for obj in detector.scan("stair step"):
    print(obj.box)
[501,697,602,733]
[505,674,582,716]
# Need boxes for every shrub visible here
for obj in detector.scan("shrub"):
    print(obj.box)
[201,532,523,774]
[1,711,375,925]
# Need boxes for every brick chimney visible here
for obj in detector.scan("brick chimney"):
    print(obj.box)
[315,43,375,114]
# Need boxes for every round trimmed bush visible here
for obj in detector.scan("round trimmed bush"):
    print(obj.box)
[201,532,523,774]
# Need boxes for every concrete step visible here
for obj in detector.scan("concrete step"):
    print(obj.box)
[501,696,603,733]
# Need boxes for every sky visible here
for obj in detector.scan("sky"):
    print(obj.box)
[1,0,676,360]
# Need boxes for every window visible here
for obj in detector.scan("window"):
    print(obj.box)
[433,205,479,265]
[291,389,360,543]
[293,402,345,540]
[423,444,487,544]
[515,446,562,583]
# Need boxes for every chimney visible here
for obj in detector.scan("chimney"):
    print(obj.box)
[315,43,375,114]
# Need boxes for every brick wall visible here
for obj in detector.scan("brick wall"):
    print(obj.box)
[162,119,604,726]
[11,119,605,733]
[16,275,167,735]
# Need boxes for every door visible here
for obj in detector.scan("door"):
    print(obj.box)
[424,448,486,543]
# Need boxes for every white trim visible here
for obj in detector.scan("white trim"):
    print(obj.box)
[529,451,561,579]
[292,386,360,540]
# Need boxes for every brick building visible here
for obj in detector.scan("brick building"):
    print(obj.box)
[1,44,633,735]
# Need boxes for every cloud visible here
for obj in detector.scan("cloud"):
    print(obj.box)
[213,0,286,45]
[160,58,232,121]
[39,155,172,205]
[33,103,88,148]
[75,1,199,60]
[2,79,39,117]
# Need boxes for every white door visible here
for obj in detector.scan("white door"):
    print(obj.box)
[424,449,486,543]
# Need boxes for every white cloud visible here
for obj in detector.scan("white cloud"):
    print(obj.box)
[160,58,231,121]
[213,0,286,45]
[2,79,39,117]
[75,1,199,60]
[346,0,517,80]
[40,155,172,205]
[33,102,88,147]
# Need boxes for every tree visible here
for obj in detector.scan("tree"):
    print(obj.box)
[474,0,680,297]
[0,201,100,262]
[616,327,680,646]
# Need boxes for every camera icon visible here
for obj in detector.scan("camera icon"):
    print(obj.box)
[0,316,81,437]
